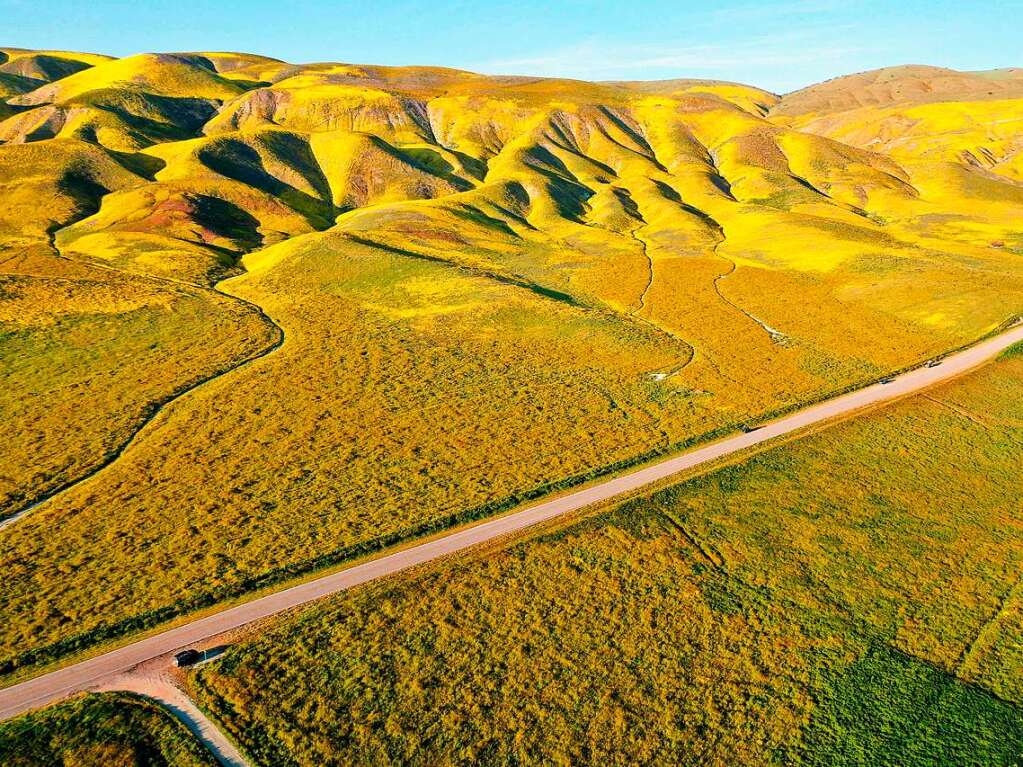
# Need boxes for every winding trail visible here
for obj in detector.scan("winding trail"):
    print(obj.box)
[709,230,788,345]
[629,223,655,314]
[2,319,1021,722]
[712,256,787,343]
[0,241,286,531]
[620,215,695,380]
[680,149,787,345]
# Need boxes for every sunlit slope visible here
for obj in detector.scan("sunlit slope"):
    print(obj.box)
[775,65,1023,115]
[0,138,145,243]
[55,128,345,283]
[326,89,1023,394]
[8,52,246,107]
[177,51,284,77]
[0,53,256,152]
[2,49,1023,669]
[0,55,282,518]
[18,50,1020,325]
[773,66,1023,182]
[189,51,293,85]
[0,89,222,151]
[0,48,112,71]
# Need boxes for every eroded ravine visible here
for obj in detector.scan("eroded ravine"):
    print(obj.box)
[708,222,789,345]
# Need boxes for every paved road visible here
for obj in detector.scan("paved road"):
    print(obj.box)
[2,322,1022,720]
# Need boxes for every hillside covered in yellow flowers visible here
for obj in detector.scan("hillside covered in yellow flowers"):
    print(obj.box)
[2,48,1023,675]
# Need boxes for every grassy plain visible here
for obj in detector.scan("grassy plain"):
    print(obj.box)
[189,344,1023,765]
[2,50,1023,673]
[0,246,277,517]
[0,691,215,766]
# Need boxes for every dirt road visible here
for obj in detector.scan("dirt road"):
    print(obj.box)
[95,673,250,767]
[2,322,1021,721]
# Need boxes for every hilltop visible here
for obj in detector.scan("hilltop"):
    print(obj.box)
[774,64,1023,115]
[772,64,1023,179]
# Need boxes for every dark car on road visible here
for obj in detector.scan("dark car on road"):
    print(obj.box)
[174,649,202,667]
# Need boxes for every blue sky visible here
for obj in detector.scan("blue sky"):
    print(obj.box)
[6,0,1021,92]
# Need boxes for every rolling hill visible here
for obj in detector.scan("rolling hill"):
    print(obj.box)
[773,65,1023,181]
[1,50,1023,677]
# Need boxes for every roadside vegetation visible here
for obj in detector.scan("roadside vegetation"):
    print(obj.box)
[189,344,1023,765]
[0,691,215,766]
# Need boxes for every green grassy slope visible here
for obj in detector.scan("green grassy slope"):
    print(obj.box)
[189,344,1023,765]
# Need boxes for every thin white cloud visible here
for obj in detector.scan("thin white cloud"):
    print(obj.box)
[477,33,871,85]
[710,0,848,22]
